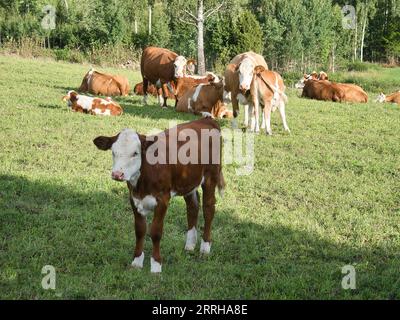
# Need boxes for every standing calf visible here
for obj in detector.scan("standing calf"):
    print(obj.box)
[93,118,225,273]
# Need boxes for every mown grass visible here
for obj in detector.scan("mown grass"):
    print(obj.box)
[0,55,399,300]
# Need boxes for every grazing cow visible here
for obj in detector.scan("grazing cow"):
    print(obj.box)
[79,69,131,96]
[174,73,219,102]
[176,81,233,119]
[376,91,400,104]
[301,80,368,103]
[141,46,191,108]
[133,82,175,99]
[93,117,225,273]
[252,66,290,135]
[63,91,123,116]
[224,52,269,129]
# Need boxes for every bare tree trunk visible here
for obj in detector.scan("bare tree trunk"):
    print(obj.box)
[197,0,206,75]
[360,7,368,62]
[353,22,358,62]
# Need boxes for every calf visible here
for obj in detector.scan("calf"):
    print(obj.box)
[79,68,131,96]
[174,73,219,102]
[63,91,123,116]
[93,118,225,273]
[176,81,233,119]
[252,66,290,135]
[224,51,269,129]
[376,91,400,104]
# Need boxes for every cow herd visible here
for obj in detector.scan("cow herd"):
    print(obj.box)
[60,46,399,273]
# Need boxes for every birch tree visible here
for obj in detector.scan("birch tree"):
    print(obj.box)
[176,0,225,75]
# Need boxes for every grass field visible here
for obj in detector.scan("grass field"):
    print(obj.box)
[0,55,399,299]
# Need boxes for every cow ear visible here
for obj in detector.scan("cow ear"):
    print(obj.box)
[254,65,265,75]
[93,134,119,151]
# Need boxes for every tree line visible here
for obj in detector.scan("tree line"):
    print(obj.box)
[0,0,399,72]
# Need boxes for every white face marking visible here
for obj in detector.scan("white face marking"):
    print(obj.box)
[111,129,142,184]
[192,84,205,102]
[174,56,187,78]
[185,227,198,251]
[238,58,255,91]
[132,195,157,216]
[150,257,162,273]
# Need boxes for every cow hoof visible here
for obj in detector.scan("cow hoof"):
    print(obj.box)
[185,227,198,251]
[131,252,144,269]
[151,257,162,273]
[285,128,291,133]
[162,106,168,110]
[266,131,273,136]
[200,239,211,254]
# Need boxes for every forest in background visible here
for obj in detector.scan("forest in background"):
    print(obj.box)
[0,0,399,73]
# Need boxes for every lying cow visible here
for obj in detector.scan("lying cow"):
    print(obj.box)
[79,68,131,96]
[133,82,175,99]
[252,66,290,135]
[176,81,233,119]
[93,117,225,273]
[302,80,368,103]
[141,46,190,108]
[376,91,400,104]
[224,51,269,130]
[63,91,123,116]
[174,72,219,102]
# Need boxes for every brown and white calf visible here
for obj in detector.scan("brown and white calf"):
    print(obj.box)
[174,72,219,103]
[224,51,269,129]
[376,91,400,104]
[93,117,225,273]
[63,91,123,116]
[176,81,233,119]
[252,66,290,135]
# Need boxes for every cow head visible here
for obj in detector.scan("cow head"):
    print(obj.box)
[375,92,386,103]
[62,90,79,107]
[319,71,329,81]
[94,129,146,185]
[295,72,318,89]
[186,59,197,75]
[174,56,188,78]
[254,65,267,76]
[236,57,256,94]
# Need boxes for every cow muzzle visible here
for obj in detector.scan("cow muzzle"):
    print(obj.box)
[111,171,125,181]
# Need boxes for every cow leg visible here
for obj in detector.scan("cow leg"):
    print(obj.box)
[251,97,261,133]
[264,101,273,136]
[261,106,266,129]
[157,87,165,107]
[231,94,239,129]
[131,205,147,269]
[200,178,216,254]
[150,200,168,273]
[184,191,200,251]
[279,100,290,133]
[143,78,149,105]
[161,83,169,109]
[244,104,250,128]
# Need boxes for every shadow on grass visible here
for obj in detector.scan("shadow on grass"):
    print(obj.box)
[0,174,398,299]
